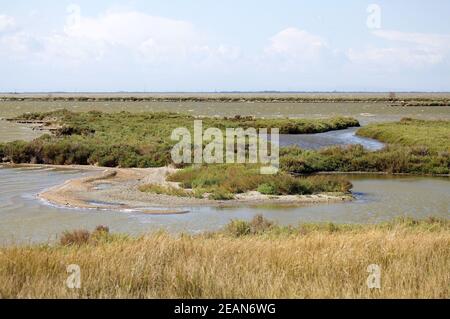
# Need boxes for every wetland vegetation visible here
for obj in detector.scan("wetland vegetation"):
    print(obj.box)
[1,112,449,205]
[0,216,448,298]
[281,118,450,175]
[0,110,359,167]
[139,164,351,200]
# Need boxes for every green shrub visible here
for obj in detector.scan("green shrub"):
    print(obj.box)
[208,188,235,200]
[257,183,276,195]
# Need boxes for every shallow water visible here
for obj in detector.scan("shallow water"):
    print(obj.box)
[279,127,385,150]
[1,101,450,142]
[0,167,448,244]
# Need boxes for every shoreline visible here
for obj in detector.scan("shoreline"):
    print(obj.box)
[1,164,352,214]
[1,164,448,215]
[2,163,448,215]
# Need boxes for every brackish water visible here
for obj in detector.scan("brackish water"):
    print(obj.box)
[0,167,448,244]
[279,127,384,150]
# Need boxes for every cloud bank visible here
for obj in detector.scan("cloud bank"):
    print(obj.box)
[0,5,449,91]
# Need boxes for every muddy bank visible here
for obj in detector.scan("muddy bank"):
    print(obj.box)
[34,165,352,214]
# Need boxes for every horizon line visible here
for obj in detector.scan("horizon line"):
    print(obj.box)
[2,91,450,94]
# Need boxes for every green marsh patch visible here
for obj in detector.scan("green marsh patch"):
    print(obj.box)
[164,164,352,199]
[0,110,358,167]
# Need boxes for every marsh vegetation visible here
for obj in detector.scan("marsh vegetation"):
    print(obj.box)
[1,111,449,175]
[280,118,450,175]
[0,216,448,298]
[147,164,352,199]
[0,110,359,167]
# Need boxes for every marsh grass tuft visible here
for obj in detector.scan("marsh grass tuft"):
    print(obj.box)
[59,230,91,246]
[59,226,124,246]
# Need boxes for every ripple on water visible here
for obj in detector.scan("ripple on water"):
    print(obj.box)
[278,127,385,151]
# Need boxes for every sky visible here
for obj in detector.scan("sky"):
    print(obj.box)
[0,0,449,92]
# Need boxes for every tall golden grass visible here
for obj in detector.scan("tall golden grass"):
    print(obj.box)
[0,217,448,299]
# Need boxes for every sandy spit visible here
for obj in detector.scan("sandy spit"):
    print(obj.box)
[3,164,352,214]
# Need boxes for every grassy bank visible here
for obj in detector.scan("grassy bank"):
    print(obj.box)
[0,110,358,167]
[281,118,450,175]
[146,164,352,199]
[357,118,450,153]
[0,217,448,298]
[280,144,450,175]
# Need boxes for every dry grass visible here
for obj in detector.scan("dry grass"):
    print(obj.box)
[0,217,448,299]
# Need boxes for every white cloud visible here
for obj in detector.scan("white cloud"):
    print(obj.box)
[52,8,204,64]
[0,14,15,32]
[65,9,197,48]
[372,30,450,48]
[347,30,450,69]
[265,27,328,61]
[0,7,449,91]
[0,6,240,67]
[347,47,444,69]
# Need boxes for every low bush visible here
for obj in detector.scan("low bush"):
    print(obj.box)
[60,230,91,246]
[257,183,276,195]
[208,188,235,200]
[59,226,123,246]
[168,164,352,199]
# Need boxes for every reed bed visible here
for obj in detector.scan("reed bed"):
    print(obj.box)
[0,217,448,298]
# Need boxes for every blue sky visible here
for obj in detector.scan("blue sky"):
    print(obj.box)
[1,0,449,92]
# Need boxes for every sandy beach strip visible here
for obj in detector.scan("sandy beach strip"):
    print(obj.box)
[2,163,352,214]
